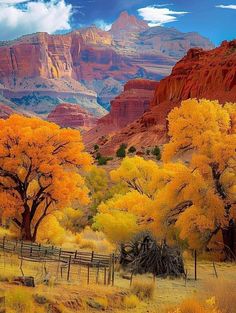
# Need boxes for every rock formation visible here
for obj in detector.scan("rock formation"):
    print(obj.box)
[99,79,158,128]
[87,40,236,154]
[0,103,15,119]
[0,12,214,115]
[83,79,158,147]
[47,103,97,129]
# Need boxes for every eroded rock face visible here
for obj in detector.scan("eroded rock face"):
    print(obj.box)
[147,39,236,126]
[47,103,97,129]
[0,12,214,114]
[88,40,236,154]
[99,79,158,129]
[83,79,158,147]
[0,103,15,119]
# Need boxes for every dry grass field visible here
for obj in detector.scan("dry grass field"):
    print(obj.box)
[0,250,235,313]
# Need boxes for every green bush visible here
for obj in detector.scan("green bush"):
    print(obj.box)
[94,144,99,151]
[95,152,101,160]
[116,143,127,158]
[98,156,108,165]
[152,146,161,160]
[128,146,136,154]
[97,155,113,166]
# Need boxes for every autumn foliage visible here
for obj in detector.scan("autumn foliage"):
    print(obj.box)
[0,115,91,241]
[95,99,236,254]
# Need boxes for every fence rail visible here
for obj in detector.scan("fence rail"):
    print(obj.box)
[0,236,116,285]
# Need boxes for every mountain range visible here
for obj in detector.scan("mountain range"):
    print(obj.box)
[0,11,214,117]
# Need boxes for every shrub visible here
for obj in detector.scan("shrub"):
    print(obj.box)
[123,294,140,308]
[94,144,99,151]
[166,297,223,313]
[131,278,155,300]
[98,156,108,165]
[152,146,161,160]
[97,155,113,166]
[116,144,127,158]
[128,146,136,154]
[178,298,206,313]
[146,149,150,155]
[95,152,101,160]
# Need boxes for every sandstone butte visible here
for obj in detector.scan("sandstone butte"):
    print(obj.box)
[0,11,214,115]
[84,39,236,155]
[47,103,97,130]
[83,79,158,148]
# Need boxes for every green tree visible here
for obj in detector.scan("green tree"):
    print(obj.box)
[128,146,136,154]
[152,146,161,160]
[116,144,127,158]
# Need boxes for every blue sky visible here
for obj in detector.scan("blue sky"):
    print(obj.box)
[0,0,235,44]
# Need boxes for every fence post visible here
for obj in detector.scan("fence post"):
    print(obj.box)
[87,264,90,284]
[96,262,100,284]
[194,250,197,280]
[2,237,6,268]
[2,236,5,250]
[104,267,107,285]
[111,254,115,286]
[91,251,94,262]
[184,269,188,287]
[20,240,23,256]
[108,255,112,285]
[213,261,218,278]
[67,255,72,281]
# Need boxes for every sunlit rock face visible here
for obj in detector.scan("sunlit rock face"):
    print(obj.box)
[88,40,236,154]
[0,12,214,115]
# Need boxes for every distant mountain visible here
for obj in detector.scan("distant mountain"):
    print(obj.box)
[0,11,214,117]
[86,40,236,154]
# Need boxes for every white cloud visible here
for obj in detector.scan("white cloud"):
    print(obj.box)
[94,20,112,31]
[138,5,188,27]
[216,4,236,10]
[0,0,72,41]
[0,0,29,3]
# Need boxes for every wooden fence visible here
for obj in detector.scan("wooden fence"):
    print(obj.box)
[0,237,116,286]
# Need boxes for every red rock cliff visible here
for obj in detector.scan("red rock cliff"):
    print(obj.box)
[90,40,236,154]
[0,12,214,114]
[99,79,158,128]
[83,79,158,147]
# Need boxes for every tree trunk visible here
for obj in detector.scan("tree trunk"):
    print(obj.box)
[221,219,236,260]
[21,211,33,241]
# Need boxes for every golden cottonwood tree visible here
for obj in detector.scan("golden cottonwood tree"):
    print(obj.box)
[0,115,91,241]
[94,100,236,253]
[162,99,236,253]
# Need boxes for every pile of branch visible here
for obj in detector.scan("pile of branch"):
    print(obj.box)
[120,233,185,277]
